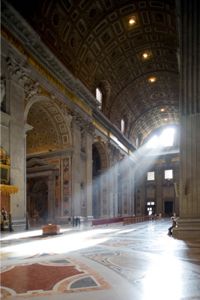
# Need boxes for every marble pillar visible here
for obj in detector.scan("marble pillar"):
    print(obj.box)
[156,167,163,215]
[7,63,26,228]
[108,144,118,217]
[173,0,200,239]
[71,120,81,217]
[108,163,119,218]
[85,132,93,219]
[112,164,119,217]
[48,174,55,222]
[127,163,134,215]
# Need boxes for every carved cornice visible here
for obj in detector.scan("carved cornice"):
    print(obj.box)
[26,148,73,160]
[2,27,93,117]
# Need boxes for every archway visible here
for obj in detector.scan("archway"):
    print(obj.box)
[25,95,72,225]
[92,142,108,218]
[27,179,48,225]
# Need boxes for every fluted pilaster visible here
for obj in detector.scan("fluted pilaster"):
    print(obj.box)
[173,0,200,239]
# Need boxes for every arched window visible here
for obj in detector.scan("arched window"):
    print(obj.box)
[121,118,125,133]
[96,88,102,109]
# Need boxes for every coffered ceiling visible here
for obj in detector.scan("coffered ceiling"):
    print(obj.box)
[7,0,179,145]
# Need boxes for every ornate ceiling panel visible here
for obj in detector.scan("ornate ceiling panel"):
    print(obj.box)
[27,100,71,154]
[8,0,179,143]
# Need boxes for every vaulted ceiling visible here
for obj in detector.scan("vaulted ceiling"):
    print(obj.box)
[8,0,179,145]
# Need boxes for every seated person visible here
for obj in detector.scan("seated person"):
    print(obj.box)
[168,213,178,236]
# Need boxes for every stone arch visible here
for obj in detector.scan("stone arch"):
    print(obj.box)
[92,141,109,219]
[92,141,109,171]
[25,95,72,154]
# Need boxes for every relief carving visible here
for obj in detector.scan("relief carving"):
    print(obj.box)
[6,56,29,84]
[72,112,94,135]
[56,101,73,128]
[24,79,40,102]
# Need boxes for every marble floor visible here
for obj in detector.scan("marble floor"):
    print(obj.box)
[0,219,200,300]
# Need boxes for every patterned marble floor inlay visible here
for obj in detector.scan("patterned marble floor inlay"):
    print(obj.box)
[1,220,200,300]
[0,258,110,298]
[1,263,83,293]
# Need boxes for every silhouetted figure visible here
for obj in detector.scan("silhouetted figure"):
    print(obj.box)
[72,216,81,227]
[1,208,8,231]
[1,209,13,231]
[168,213,177,236]
[1,208,8,221]
[76,216,81,226]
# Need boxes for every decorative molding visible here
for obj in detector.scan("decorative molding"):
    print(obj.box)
[1,0,98,109]
[24,79,40,103]
[0,111,10,128]
[72,112,95,135]
[26,149,73,160]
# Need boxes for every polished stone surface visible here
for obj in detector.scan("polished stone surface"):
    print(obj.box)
[1,219,200,300]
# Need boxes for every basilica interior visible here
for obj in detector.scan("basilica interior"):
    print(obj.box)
[0,0,200,299]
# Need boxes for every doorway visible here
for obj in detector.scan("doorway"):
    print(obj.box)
[27,178,48,225]
[164,201,173,217]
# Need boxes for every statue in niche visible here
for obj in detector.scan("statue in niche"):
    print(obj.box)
[0,76,6,111]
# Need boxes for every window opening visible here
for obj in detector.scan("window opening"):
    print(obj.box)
[96,88,102,109]
[121,119,125,133]
[147,171,155,181]
[165,169,173,179]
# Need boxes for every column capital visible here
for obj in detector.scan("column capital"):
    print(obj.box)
[6,56,29,86]
[72,112,95,135]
